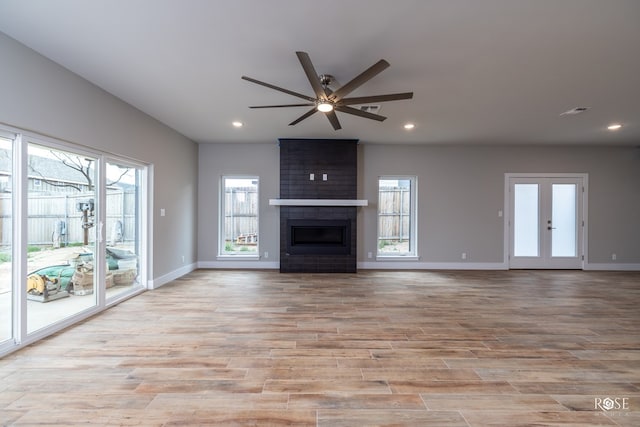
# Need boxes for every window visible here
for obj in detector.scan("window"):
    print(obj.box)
[377,176,417,258]
[219,177,259,257]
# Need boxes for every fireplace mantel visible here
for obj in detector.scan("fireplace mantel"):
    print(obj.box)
[269,199,368,207]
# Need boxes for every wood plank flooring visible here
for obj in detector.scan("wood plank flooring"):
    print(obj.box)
[1,269,639,426]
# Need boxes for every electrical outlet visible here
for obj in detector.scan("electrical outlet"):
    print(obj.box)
[264,251,269,259]
[181,255,185,263]
[368,252,373,259]
[462,252,467,260]
[612,253,617,261]
[309,173,314,181]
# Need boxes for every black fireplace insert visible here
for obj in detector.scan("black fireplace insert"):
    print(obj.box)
[286,219,351,255]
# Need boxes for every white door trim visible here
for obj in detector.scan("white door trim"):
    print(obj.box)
[504,173,588,269]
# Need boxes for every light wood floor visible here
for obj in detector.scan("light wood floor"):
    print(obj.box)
[1,269,639,426]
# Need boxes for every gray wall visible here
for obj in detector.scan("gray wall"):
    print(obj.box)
[361,144,640,265]
[198,142,640,267]
[0,32,198,281]
[198,143,280,263]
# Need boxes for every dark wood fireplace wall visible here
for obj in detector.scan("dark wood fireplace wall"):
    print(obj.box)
[279,139,358,273]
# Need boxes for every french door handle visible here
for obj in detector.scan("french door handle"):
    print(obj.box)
[547,226,556,230]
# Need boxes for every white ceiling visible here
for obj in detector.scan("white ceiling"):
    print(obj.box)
[1,0,639,146]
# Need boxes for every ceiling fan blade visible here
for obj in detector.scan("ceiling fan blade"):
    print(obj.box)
[329,59,390,101]
[289,107,318,126]
[249,103,315,108]
[335,105,387,122]
[340,92,414,105]
[296,51,326,100]
[325,110,342,130]
[242,76,315,102]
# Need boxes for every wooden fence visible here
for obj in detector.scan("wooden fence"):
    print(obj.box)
[0,190,137,248]
[378,186,410,243]
[0,186,407,248]
[223,187,258,243]
[220,186,408,245]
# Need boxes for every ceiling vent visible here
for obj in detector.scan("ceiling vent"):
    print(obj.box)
[560,107,590,116]
[360,105,381,114]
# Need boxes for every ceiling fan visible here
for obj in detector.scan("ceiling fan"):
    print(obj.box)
[241,51,413,130]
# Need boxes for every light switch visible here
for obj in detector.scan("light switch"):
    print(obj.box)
[160,208,166,217]
[322,173,328,181]
[310,173,315,181]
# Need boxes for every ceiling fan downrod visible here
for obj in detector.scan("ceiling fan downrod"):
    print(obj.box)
[319,74,334,88]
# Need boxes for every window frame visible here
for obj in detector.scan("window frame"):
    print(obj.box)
[376,175,418,260]
[218,175,260,259]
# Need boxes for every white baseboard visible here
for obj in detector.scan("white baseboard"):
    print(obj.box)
[197,261,507,271]
[149,262,198,289]
[187,261,639,272]
[584,263,640,271]
[358,261,508,270]
[197,260,280,269]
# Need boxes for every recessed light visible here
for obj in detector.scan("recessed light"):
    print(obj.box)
[232,121,243,128]
[607,123,622,131]
[403,123,415,130]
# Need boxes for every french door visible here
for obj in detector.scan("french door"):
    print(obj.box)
[508,175,585,269]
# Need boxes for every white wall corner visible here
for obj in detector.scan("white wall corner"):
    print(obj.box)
[148,262,198,289]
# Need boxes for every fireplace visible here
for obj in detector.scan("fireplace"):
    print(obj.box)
[287,219,351,255]
[278,138,359,273]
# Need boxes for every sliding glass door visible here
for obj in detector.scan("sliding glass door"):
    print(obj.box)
[105,159,144,303]
[26,143,98,333]
[0,125,149,356]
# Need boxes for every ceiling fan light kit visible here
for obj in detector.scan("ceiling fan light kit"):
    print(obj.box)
[316,102,334,112]
[241,51,413,130]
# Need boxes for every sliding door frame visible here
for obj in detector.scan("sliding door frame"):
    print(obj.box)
[0,124,150,356]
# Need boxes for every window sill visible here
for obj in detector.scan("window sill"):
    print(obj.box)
[376,255,420,261]
[217,255,260,261]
